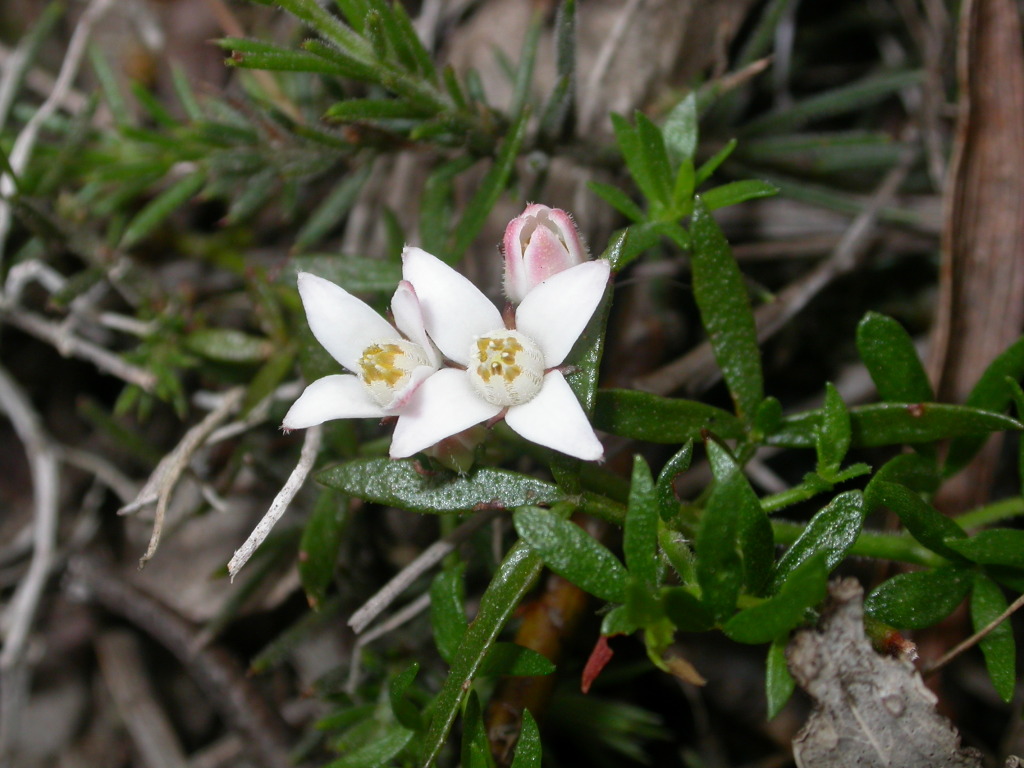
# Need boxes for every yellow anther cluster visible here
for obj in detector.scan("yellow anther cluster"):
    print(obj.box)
[468,330,544,407]
[357,339,430,408]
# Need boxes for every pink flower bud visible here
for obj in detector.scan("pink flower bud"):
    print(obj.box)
[502,204,587,302]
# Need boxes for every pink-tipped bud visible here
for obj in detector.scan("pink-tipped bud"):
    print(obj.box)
[502,204,588,302]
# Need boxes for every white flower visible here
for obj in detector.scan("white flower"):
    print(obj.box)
[282,272,440,430]
[392,247,609,461]
[502,204,588,303]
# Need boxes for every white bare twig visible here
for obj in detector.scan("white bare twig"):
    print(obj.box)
[345,592,432,695]
[0,364,60,759]
[227,425,323,580]
[121,387,246,567]
[348,508,502,634]
[0,0,118,265]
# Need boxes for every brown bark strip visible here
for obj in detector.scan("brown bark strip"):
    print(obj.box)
[929,0,1024,506]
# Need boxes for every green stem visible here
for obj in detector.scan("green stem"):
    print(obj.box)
[771,521,946,568]
[955,496,1024,531]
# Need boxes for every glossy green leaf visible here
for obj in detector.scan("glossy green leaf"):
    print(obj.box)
[772,491,865,590]
[690,197,763,422]
[856,312,933,403]
[971,573,1016,702]
[430,567,467,664]
[447,110,528,263]
[633,112,674,206]
[389,663,422,731]
[510,710,541,768]
[663,92,698,166]
[565,282,613,415]
[326,723,414,768]
[318,459,562,514]
[700,179,778,211]
[298,490,348,609]
[460,693,493,768]
[871,453,941,494]
[479,643,555,677]
[724,552,827,644]
[624,456,659,587]
[865,566,972,629]
[421,541,542,767]
[185,328,270,364]
[706,441,773,595]
[656,442,693,521]
[816,383,850,474]
[766,634,795,719]
[946,336,1024,475]
[593,389,744,443]
[611,113,660,208]
[660,587,714,632]
[945,529,1024,568]
[513,507,627,603]
[864,480,966,560]
[767,403,1021,448]
[121,171,205,249]
[286,254,402,293]
[601,603,640,636]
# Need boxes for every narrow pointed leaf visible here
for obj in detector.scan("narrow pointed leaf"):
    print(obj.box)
[479,643,555,677]
[723,552,827,643]
[690,197,763,421]
[121,171,205,249]
[656,442,693,521]
[773,491,865,590]
[593,389,744,443]
[624,456,659,587]
[971,573,1015,702]
[327,724,414,768]
[318,459,562,513]
[700,179,778,211]
[430,567,467,663]
[945,529,1024,568]
[766,634,795,719]
[864,480,966,560]
[816,382,850,474]
[663,92,699,166]
[299,490,348,609]
[513,507,627,603]
[510,710,541,768]
[856,312,934,403]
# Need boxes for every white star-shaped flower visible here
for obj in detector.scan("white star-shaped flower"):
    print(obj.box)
[282,272,440,430]
[392,247,610,461]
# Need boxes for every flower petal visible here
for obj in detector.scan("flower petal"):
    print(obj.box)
[282,374,385,429]
[401,246,503,365]
[384,364,435,412]
[390,368,501,458]
[515,259,611,367]
[504,371,603,460]
[391,280,441,368]
[298,272,400,372]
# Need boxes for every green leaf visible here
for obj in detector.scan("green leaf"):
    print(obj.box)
[263,0,375,63]
[318,459,563,514]
[690,197,763,422]
[624,456,659,587]
[946,336,1024,475]
[298,490,348,609]
[772,491,866,590]
[656,442,693,521]
[706,441,773,596]
[513,507,628,603]
[479,643,556,677]
[389,662,422,731]
[663,92,699,166]
[447,110,529,263]
[295,165,373,250]
[871,453,941,494]
[696,471,744,623]
[723,552,827,644]
[121,171,205,249]
[593,389,744,443]
[856,312,934,403]
[695,138,737,186]
[287,254,402,294]
[510,710,541,768]
[766,634,795,719]
[611,113,664,210]
[460,692,492,768]
[660,587,714,632]
[185,328,270,364]
[864,480,966,560]
[324,98,433,121]
[700,179,779,211]
[633,112,674,207]
[326,723,414,768]
[430,567,467,664]
[945,529,1024,568]
[865,567,972,629]
[537,0,576,141]
[971,573,1016,702]
[564,281,613,415]
[767,403,1022,448]
[588,181,645,222]
[816,382,850,475]
[421,541,542,768]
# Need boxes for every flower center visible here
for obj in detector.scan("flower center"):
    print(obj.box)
[467,330,545,407]
[358,340,431,407]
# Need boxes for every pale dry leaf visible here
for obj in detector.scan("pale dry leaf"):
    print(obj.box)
[787,578,982,768]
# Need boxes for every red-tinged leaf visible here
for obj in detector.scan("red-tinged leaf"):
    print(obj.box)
[582,635,614,694]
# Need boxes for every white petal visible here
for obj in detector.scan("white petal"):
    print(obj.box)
[504,371,603,460]
[282,374,385,429]
[401,247,503,365]
[389,368,501,458]
[384,364,436,412]
[298,272,400,372]
[391,280,441,368]
[515,259,610,367]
